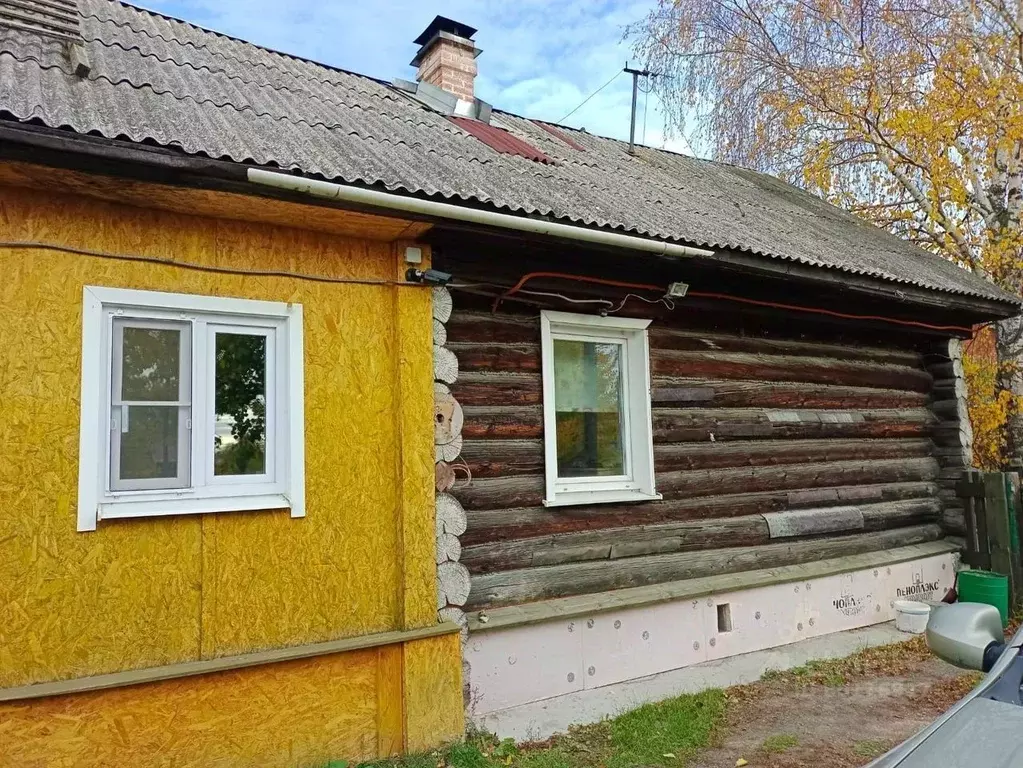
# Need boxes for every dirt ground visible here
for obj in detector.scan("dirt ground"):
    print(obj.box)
[689,655,979,768]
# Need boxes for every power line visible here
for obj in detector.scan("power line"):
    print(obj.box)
[557,69,622,124]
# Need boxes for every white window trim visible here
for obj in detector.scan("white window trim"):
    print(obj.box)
[77,286,305,532]
[540,310,660,508]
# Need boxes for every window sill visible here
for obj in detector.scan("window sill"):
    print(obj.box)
[97,493,300,522]
[542,490,662,508]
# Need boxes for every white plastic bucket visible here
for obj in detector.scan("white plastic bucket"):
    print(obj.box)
[894,600,931,634]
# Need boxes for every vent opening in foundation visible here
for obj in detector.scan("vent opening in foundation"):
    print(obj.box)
[717,603,733,633]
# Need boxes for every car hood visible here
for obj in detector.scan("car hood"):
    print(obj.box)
[894,697,1023,767]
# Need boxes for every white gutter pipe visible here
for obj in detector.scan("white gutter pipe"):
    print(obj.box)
[247,168,715,259]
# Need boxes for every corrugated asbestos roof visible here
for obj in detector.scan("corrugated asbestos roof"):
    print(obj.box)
[0,0,1014,305]
[0,0,81,43]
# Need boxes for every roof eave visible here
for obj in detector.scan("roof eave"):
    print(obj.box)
[0,119,1016,320]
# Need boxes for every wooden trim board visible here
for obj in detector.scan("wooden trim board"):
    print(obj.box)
[0,622,461,703]
[468,541,959,632]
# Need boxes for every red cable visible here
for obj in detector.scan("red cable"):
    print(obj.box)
[494,271,974,333]
[686,290,974,333]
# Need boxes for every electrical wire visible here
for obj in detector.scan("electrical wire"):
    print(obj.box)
[518,289,615,308]
[557,70,622,124]
[490,270,976,333]
[0,240,414,287]
[607,293,675,314]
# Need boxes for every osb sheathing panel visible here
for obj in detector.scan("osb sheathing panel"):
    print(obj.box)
[0,648,382,768]
[0,160,433,242]
[0,186,438,686]
[393,245,441,630]
[404,632,465,752]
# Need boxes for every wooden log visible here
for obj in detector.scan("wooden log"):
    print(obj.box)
[648,326,923,366]
[446,310,924,368]
[460,405,936,442]
[651,407,935,443]
[460,498,940,573]
[436,493,468,537]
[435,384,464,463]
[932,421,973,448]
[435,461,457,492]
[453,374,928,410]
[465,524,943,609]
[433,317,448,347]
[437,561,472,608]
[460,481,941,545]
[432,286,453,323]
[932,378,967,399]
[458,437,933,478]
[436,532,462,564]
[652,438,933,472]
[445,311,538,344]
[447,342,540,373]
[651,350,933,392]
[462,516,768,572]
[461,405,543,440]
[654,457,940,501]
[434,345,459,384]
[929,399,966,418]
[652,378,928,410]
[451,342,933,393]
[454,457,940,511]
[438,606,469,642]
[452,371,543,406]
[459,439,545,477]
[942,507,966,536]
[927,360,965,380]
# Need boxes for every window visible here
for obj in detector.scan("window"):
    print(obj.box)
[77,287,304,531]
[540,311,659,507]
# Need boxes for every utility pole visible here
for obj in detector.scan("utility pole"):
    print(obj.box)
[625,64,654,155]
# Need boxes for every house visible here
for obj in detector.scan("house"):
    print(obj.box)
[0,0,1018,763]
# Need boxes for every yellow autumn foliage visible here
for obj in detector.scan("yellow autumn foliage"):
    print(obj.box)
[964,335,1017,470]
[634,0,1023,464]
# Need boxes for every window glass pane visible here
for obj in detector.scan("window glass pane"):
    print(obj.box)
[121,327,181,401]
[553,339,625,478]
[214,333,267,476]
[119,405,182,480]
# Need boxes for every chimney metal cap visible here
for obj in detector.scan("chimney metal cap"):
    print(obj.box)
[413,15,477,45]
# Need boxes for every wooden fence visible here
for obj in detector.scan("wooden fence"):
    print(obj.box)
[956,467,1023,606]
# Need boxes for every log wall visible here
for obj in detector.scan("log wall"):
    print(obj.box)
[443,292,956,612]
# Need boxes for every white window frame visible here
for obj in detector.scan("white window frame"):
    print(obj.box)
[77,286,305,532]
[540,310,660,507]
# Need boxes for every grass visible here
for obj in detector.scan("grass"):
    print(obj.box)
[352,688,727,768]
[742,636,932,693]
[760,734,799,754]
[852,740,891,759]
[332,636,951,768]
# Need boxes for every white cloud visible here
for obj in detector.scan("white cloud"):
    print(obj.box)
[140,0,697,155]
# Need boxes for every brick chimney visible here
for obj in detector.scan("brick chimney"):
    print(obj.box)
[411,16,481,103]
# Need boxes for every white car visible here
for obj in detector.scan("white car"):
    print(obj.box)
[868,602,1023,767]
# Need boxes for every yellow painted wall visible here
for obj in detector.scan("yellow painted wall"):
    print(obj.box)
[0,182,440,687]
[0,633,464,768]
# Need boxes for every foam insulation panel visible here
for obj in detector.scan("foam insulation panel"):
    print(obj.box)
[466,553,955,714]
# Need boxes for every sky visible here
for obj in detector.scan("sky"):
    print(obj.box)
[137,0,696,155]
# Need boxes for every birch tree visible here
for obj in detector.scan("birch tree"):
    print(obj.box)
[632,0,1023,463]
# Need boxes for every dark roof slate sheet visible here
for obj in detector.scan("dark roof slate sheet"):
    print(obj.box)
[0,0,1014,305]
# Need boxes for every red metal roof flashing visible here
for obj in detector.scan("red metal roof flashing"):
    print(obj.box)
[534,121,586,151]
[449,117,554,164]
